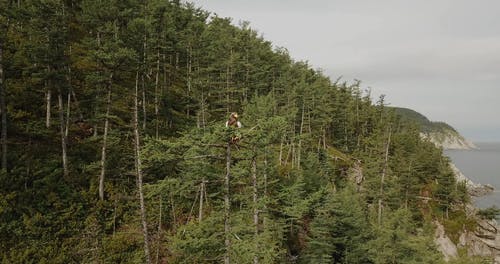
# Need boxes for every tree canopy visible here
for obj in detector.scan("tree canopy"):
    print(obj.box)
[0,1,484,263]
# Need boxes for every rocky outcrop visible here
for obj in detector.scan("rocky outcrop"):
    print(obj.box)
[434,163,499,263]
[434,221,458,262]
[458,207,500,263]
[392,107,477,150]
[421,131,478,150]
[435,216,500,263]
[450,162,495,197]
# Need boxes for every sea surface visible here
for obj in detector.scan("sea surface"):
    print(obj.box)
[445,142,500,209]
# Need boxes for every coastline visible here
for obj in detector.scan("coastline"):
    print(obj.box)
[437,144,500,262]
[449,162,495,198]
[445,142,500,210]
[435,161,499,263]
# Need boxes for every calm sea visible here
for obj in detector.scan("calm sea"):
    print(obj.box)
[445,142,500,209]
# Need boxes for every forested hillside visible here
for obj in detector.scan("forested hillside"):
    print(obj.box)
[0,1,488,263]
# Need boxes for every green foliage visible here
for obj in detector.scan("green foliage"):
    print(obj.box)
[477,206,500,220]
[367,210,443,264]
[0,0,478,262]
[392,107,459,134]
[301,185,371,264]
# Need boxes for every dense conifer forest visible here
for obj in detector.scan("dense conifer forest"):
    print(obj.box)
[0,1,490,263]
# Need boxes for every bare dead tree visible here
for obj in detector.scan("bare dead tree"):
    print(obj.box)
[224,142,231,264]
[99,74,113,201]
[378,126,391,225]
[134,71,152,264]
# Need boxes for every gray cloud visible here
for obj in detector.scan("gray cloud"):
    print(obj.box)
[189,0,500,141]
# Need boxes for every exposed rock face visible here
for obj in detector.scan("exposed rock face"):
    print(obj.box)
[458,212,500,263]
[435,217,500,263]
[433,164,499,263]
[391,107,477,150]
[421,131,478,150]
[347,161,363,186]
[434,221,458,262]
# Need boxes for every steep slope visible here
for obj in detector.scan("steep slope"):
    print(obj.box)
[1,1,493,263]
[392,107,478,150]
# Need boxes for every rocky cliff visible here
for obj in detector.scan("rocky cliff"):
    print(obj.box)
[421,130,478,150]
[435,207,500,263]
[450,163,494,197]
[392,107,478,150]
[434,164,498,263]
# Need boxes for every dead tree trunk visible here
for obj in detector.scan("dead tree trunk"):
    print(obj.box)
[134,71,152,264]
[278,136,284,166]
[65,48,73,138]
[46,86,51,128]
[142,32,147,131]
[65,93,71,138]
[198,179,205,222]
[71,89,84,120]
[378,126,391,225]
[142,74,147,131]
[99,74,113,201]
[297,100,305,169]
[252,153,259,264]
[58,89,68,178]
[0,40,7,170]
[154,48,160,139]
[263,148,268,228]
[225,48,232,114]
[155,196,162,264]
[405,161,412,210]
[224,142,231,264]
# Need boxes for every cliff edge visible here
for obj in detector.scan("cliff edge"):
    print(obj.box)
[392,107,478,150]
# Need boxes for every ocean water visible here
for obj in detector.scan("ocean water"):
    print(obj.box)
[445,142,500,209]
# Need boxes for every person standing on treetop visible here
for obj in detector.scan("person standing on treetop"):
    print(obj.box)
[225,112,242,128]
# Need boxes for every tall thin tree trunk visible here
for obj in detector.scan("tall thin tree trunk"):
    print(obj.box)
[134,71,152,264]
[142,28,147,131]
[225,48,232,114]
[65,93,71,137]
[99,74,112,201]
[297,101,305,169]
[224,142,231,264]
[93,91,99,137]
[46,87,51,128]
[113,198,117,237]
[71,89,84,120]
[58,89,68,178]
[187,45,192,92]
[46,64,52,128]
[198,179,205,222]
[263,149,268,228]
[244,50,249,102]
[405,161,412,210]
[155,196,162,264]
[252,153,259,264]
[65,48,72,137]
[154,48,160,139]
[378,126,391,225]
[278,136,284,166]
[0,40,7,170]
[93,32,101,136]
[284,142,291,167]
[200,89,206,129]
[226,64,230,114]
[142,74,147,131]
[323,128,327,149]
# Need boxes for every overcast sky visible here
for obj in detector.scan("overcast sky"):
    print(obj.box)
[188,0,500,142]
